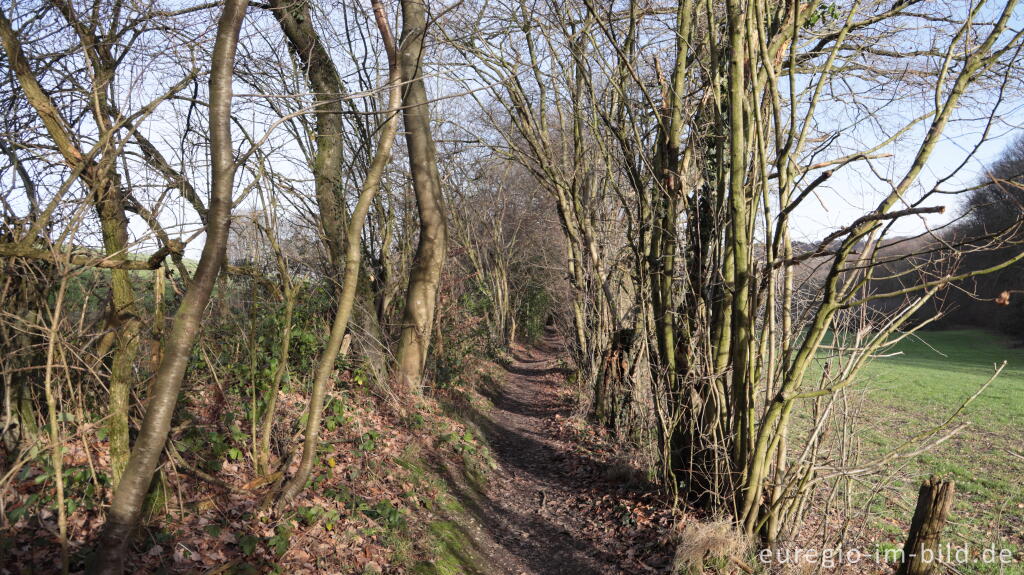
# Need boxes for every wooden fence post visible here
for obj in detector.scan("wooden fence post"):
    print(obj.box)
[897,476,956,575]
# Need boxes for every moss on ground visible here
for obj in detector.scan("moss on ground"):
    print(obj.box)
[412,521,487,575]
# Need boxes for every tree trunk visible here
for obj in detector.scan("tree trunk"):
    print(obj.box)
[276,0,402,504]
[0,5,141,486]
[256,278,295,476]
[394,0,448,394]
[90,1,247,571]
[100,205,141,487]
[269,0,347,277]
[898,477,956,575]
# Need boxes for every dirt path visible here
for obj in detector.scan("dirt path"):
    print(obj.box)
[442,334,675,574]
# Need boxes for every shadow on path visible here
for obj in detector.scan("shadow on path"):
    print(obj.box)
[436,331,673,575]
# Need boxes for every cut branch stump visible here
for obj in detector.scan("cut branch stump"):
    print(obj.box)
[897,476,956,575]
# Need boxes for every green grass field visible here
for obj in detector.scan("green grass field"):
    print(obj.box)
[854,330,1024,573]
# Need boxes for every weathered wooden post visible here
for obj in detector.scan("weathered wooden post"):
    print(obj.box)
[897,476,956,575]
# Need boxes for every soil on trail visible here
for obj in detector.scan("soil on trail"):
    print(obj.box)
[442,334,676,575]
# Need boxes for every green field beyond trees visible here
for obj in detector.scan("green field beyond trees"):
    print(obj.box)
[858,330,1024,573]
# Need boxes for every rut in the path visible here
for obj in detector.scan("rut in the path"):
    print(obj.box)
[439,334,675,575]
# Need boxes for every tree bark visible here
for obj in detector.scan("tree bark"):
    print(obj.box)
[394,0,448,394]
[276,0,402,504]
[269,0,348,278]
[0,5,142,485]
[898,477,956,575]
[90,1,247,571]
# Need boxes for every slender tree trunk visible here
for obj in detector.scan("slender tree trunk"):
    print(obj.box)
[43,278,70,574]
[101,206,141,487]
[724,0,753,474]
[394,0,448,394]
[277,0,402,504]
[374,199,396,326]
[90,1,247,571]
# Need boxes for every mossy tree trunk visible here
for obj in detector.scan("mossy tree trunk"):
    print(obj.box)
[0,2,142,486]
[268,0,348,279]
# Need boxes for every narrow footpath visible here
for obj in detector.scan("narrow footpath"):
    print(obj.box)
[442,334,676,574]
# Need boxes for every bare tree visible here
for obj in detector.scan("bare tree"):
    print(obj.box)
[442,0,1024,542]
[276,0,403,504]
[91,1,248,571]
